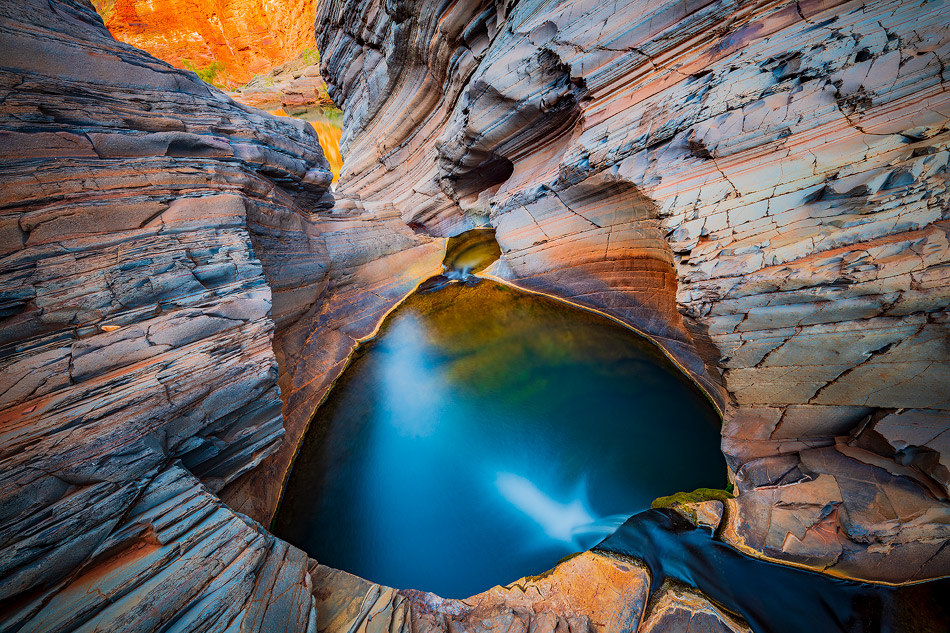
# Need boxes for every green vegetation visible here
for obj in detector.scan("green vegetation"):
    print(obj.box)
[182,59,228,89]
[320,105,343,120]
[555,551,583,566]
[90,0,115,24]
[300,47,321,66]
[650,487,734,509]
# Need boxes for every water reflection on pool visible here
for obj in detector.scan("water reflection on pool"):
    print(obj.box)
[273,280,724,598]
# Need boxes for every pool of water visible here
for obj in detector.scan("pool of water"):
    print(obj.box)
[273,279,725,598]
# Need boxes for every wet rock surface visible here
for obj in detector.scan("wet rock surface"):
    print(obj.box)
[597,508,950,633]
[274,278,724,598]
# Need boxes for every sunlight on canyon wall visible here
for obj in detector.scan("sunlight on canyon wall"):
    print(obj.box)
[91,0,318,87]
[91,0,343,182]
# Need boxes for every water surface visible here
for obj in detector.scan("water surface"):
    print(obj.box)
[274,280,724,598]
[597,509,950,633]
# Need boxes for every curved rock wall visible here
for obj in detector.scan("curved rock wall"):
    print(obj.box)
[0,0,332,627]
[316,0,950,582]
[1,0,949,630]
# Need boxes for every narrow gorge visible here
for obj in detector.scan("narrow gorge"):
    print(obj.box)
[0,0,948,631]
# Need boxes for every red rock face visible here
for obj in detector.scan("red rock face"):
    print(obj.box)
[91,0,318,87]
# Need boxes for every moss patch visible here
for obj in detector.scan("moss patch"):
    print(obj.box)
[651,488,734,509]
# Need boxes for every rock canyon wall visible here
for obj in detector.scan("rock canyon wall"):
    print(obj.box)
[316,0,950,583]
[0,0,439,629]
[0,0,948,631]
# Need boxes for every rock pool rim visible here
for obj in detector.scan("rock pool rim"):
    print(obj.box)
[266,236,930,596]
[269,271,728,604]
[274,278,726,598]
[270,248,726,537]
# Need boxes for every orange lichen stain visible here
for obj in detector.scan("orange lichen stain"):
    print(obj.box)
[101,324,121,332]
[25,534,165,630]
[80,534,164,581]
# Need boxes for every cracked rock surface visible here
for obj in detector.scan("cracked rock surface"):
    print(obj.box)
[1,0,949,631]
[0,0,438,629]
[315,0,950,584]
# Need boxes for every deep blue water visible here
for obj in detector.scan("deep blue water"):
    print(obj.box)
[274,280,725,598]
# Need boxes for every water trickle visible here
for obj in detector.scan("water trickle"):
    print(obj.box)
[596,509,950,633]
[418,227,502,292]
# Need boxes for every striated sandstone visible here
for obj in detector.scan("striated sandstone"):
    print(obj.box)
[1,0,950,630]
[0,0,434,628]
[89,0,344,181]
[309,551,656,633]
[0,0,331,622]
[637,582,751,633]
[315,0,950,583]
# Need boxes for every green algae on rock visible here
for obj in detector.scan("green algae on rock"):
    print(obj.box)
[650,488,735,510]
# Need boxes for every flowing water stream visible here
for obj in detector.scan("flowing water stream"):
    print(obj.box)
[597,509,949,633]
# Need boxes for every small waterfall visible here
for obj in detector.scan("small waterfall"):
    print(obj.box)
[494,473,630,551]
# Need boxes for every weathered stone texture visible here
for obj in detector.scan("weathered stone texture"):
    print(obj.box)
[637,582,751,633]
[2,0,950,630]
[1,3,440,628]
[3,465,317,633]
[0,0,335,627]
[315,0,728,408]
[316,0,950,581]
[219,194,444,522]
[309,551,655,633]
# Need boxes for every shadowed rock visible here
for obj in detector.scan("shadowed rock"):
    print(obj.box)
[1,0,949,630]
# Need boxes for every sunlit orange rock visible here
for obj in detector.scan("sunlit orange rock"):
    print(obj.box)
[91,0,318,88]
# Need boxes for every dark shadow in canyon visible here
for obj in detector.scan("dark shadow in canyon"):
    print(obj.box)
[597,509,950,633]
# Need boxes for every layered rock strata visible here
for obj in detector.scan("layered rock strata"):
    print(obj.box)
[89,0,343,181]
[1,0,949,631]
[0,0,436,628]
[315,0,950,582]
